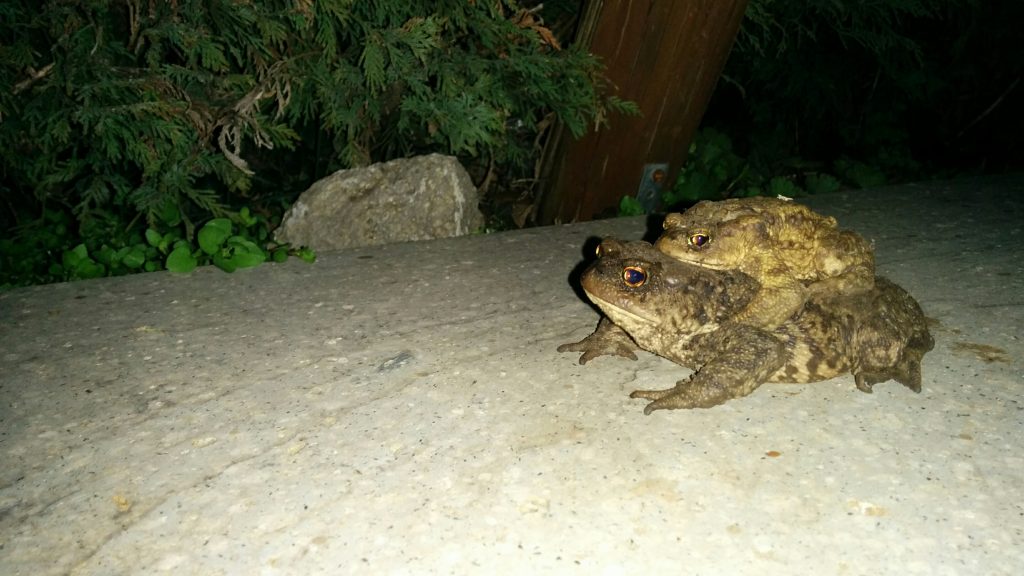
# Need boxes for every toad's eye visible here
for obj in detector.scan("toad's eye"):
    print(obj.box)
[688,232,711,248]
[622,266,647,287]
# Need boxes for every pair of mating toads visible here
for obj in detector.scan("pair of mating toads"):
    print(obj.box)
[559,196,934,414]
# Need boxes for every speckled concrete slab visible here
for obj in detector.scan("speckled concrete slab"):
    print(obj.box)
[1,176,1022,575]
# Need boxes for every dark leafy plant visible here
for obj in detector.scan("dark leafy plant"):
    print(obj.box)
[665,128,755,205]
[1,0,630,286]
[619,129,848,215]
[162,208,314,275]
[0,207,314,287]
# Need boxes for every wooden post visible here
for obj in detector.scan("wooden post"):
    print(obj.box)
[538,0,749,223]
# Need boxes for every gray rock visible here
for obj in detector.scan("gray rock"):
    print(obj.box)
[275,154,484,251]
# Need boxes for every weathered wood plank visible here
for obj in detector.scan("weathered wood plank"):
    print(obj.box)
[539,0,748,223]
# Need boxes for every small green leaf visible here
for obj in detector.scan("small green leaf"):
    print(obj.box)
[272,248,289,263]
[805,173,841,194]
[157,232,178,253]
[145,228,162,247]
[198,218,233,255]
[229,251,266,269]
[296,247,316,263]
[835,158,887,189]
[63,244,89,268]
[166,245,197,274]
[212,252,237,273]
[223,236,267,269]
[75,260,106,280]
[768,177,803,198]
[122,245,147,269]
[226,235,263,252]
[618,196,645,216]
[238,206,258,227]
[666,172,715,204]
[95,245,116,266]
[64,244,104,279]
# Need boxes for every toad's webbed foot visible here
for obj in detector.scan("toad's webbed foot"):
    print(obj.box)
[853,344,926,394]
[558,317,639,365]
[630,374,736,414]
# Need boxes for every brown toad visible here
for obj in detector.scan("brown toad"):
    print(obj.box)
[655,196,875,329]
[559,239,933,413]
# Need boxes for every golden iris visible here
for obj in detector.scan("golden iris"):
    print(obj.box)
[622,266,647,287]
[688,232,711,248]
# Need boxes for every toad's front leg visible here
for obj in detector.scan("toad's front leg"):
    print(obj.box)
[630,325,787,413]
[731,275,808,330]
[558,317,640,365]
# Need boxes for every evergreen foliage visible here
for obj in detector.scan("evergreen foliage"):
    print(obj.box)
[1,0,631,286]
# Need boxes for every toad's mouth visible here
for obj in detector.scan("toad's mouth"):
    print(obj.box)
[667,256,729,271]
[583,289,658,324]
[685,260,728,271]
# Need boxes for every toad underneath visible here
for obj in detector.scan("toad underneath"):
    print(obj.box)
[559,239,933,413]
[656,196,875,330]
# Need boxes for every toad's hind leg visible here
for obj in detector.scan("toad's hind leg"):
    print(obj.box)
[849,278,934,394]
[630,325,787,413]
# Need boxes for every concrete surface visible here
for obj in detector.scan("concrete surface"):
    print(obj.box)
[1,176,1022,575]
